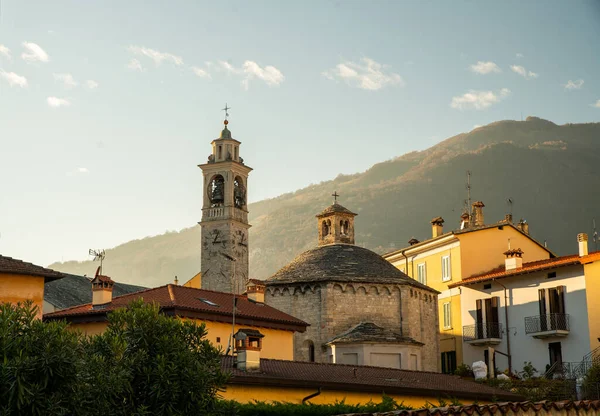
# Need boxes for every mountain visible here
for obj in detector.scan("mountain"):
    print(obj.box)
[49,117,600,287]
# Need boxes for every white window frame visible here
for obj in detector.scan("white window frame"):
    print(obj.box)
[443,302,452,329]
[417,263,427,285]
[441,255,451,282]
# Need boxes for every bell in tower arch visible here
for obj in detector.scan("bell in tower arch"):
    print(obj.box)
[208,175,225,206]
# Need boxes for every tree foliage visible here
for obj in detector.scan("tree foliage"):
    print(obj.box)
[0,301,228,416]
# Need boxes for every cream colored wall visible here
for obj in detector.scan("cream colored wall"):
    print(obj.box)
[68,317,295,360]
[438,289,463,368]
[222,384,489,407]
[583,260,600,352]
[457,227,551,278]
[0,273,45,319]
[329,342,422,370]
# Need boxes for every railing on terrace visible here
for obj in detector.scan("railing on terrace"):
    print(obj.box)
[524,313,569,334]
[545,361,592,380]
[463,322,502,342]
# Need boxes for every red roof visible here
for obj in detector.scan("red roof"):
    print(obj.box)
[0,254,64,282]
[222,357,521,401]
[448,252,600,288]
[44,284,307,332]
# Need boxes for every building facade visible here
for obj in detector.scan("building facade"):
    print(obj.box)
[383,202,554,373]
[198,118,252,294]
[266,201,440,372]
[450,233,600,375]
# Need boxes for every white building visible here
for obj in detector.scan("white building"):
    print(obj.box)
[450,233,600,376]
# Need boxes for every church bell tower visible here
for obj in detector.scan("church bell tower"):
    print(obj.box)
[198,109,252,294]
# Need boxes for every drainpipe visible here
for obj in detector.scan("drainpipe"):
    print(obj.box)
[401,249,409,275]
[302,387,322,403]
[493,279,512,374]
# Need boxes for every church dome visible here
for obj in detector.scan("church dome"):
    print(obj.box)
[316,202,357,218]
[266,243,430,289]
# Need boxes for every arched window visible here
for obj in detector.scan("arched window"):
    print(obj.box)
[344,220,349,235]
[208,175,225,207]
[233,176,246,208]
[304,340,315,362]
[322,221,329,236]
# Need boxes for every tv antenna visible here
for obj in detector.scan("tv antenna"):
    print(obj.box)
[89,249,106,274]
[507,198,514,215]
[465,170,472,216]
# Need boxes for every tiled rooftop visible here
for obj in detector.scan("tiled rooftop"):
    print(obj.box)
[222,357,522,402]
[327,322,423,345]
[0,254,64,281]
[44,284,308,331]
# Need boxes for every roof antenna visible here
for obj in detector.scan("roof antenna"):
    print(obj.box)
[507,198,514,216]
[465,170,472,217]
[89,249,106,275]
[593,219,598,252]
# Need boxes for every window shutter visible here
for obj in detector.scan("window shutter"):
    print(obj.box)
[491,296,500,323]
[557,286,566,314]
[538,289,547,315]
[441,353,447,374]
[476,299,483,322]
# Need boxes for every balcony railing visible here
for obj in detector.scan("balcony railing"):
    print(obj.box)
[524,314,569,338]
[463,322,503,344]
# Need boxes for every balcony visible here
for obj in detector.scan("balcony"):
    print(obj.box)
[524,314,569,338]
[202,206,248,223]
[463,322,503,346]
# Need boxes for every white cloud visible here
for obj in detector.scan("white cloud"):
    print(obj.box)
[242,61,284,88]
[47,96,71,108]
[21,41,49,63]
[322,57,404,91]
[516,53,524,58]
[127,45,183,66]
[450,88,511,110]
[0,69,28,87]
[470,61,501,74]
[54,73,78,88]
[191,66,211,79]
[0,45,11,60]
[86,80,99,89]
[126,58,144,72]
[564,79,584,90]
[78,167,89,173]
[592,100,600,108]
[510,65,538,79]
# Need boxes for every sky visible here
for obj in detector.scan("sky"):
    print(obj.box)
[1,0,599,267]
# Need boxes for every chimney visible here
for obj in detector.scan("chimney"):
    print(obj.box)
[460,212,470,229]
[234,329,264,372]
[578,233,589,257]
[471,201,485,226]
[246,281,265,303]
[431,217,445,238]
[504,214,513,224]
[91,271,114,306]
[504,248,524,271]
[517,219,529,234]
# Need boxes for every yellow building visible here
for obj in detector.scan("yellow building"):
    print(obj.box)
[0,254,64,319]
[383,203,554,372]
[44,276,307,361]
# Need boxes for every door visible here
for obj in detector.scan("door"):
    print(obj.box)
[476,299,483,338]
[484,297,500,338]
[549,342,563,368]
[548,287,566,329]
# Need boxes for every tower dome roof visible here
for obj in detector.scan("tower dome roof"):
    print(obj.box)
[266,244,433,291]
[316,202,357,218]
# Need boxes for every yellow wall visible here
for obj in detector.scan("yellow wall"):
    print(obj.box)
[457,227,551,278]
[400,244,462,292]
[438,292,463,366]
[583,260,600,352]
[0,273,45,319]
[222,384,488,407]
[183,272,201,289]
[68,317,294,360]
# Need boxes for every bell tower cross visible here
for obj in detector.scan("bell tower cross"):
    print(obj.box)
[198,111,252,294]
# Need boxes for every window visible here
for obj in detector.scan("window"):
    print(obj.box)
[417,263,427,285]
[475,297,500,338]
[441,351,457,374]
[443,302,452,329]
[483,283,492,290]
[197,298,219,307]
[441,255,451,281]
[547,272,557,279]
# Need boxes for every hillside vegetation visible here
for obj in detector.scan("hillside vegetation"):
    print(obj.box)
[50,117,600,287]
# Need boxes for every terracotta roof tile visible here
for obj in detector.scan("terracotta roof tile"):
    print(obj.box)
[335,400,600,415]
[448,253,591,288]
[222,357,522,402]
[0,254,64,282]
[44,284,308,331]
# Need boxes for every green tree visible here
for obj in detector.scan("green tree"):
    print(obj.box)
[0,301,82,416]
[77,299,229,416]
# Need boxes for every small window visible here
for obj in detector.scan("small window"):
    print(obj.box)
[547,272,557,279]
[441,256,451,281]
[483,283,492,290]
[218,145,222,159]
[417,263,427,285]
[443,302,452,329]
[198,298,219,307]
[216,337,221,343]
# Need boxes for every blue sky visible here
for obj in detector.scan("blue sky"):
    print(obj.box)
[1,0,599,267]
